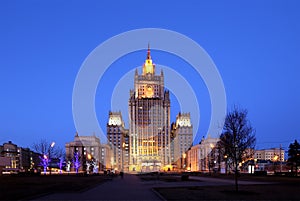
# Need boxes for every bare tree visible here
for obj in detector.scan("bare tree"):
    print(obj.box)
[32,139,61,157]
[32,139,64,174]
[218,106,256,191]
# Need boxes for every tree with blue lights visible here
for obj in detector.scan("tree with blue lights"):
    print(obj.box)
[40,154,49,175]
[73,151,80,174]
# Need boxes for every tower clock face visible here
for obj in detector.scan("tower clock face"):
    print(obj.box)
[145,85,154,97]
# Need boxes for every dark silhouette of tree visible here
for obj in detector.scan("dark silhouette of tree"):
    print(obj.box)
[218,106,256,191]
[32,139,62,158]
[288,140,300,176]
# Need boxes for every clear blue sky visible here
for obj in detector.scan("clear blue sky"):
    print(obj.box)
[1,0,299,152]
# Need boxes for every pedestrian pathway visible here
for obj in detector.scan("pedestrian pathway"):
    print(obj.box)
[33,174,275,200]
[34,174,162,200]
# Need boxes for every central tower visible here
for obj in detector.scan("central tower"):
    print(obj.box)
[129,46,171,172]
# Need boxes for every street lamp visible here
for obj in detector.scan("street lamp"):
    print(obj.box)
[224,155,228,174]
[49,141,55,175]
[87,153,92,174]
[273,155,279,173]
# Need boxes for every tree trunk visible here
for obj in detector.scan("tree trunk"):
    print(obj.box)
[235,164,238,192]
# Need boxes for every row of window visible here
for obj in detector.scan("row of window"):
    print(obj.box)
[108,127,121,132]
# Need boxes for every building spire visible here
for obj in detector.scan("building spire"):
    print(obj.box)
[147,43,151,60]
[143,43,155,75]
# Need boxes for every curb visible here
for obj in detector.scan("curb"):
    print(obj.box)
[151,188,167,201]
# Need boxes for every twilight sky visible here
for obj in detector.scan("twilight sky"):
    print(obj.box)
[1,0,299,152]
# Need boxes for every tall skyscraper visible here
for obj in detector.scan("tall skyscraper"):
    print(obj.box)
[129,46,171,172]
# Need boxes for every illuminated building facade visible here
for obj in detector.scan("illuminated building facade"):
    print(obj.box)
[99,143,112,171]
[129,46,171,172]
[172,112,193,169]
[65,133,101,172]
[254,148,284,162]
[186,135,219,171]
[107,111,129,172]
[0,141,40,174]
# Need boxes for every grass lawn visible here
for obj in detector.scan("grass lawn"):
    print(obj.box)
[154,175,300,200]
[0,174,109,200]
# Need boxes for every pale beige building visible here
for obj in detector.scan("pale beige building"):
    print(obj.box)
[99,143,112,171]
[171,113,193,169]
[186,135,219,171]
[107,111,129,172]
[254,148,284,162]
[65,133,102,172]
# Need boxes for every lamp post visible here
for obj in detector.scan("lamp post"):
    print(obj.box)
[49,141,55,175]
[224,155,228,174]
[87,153,92,174]
[273,155,279,173]
[253,158,257,174]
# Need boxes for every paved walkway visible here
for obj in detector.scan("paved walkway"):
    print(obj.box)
[33,174,274,200]
[34,174,163,200]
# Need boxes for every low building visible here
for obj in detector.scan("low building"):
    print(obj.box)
[254,148,284,162]
[186,135,219,172]
[65,133,101,172]
[99,143,112,171]
[0,157,10,175]
[0,141,41,174]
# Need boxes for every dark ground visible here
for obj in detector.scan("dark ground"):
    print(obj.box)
[154,174,300,200]
[0,173,299,200]
[155,183,300,200]
[0,174,109,200]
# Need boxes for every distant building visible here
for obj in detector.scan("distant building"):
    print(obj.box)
[65,133,101,172]
[254,148,284,162]
[0,157,10,175]
[99,143,112,171]
[0,141,41,174]
[186,135,219,172]
[171,112,193,170]
[107,111,129,172]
